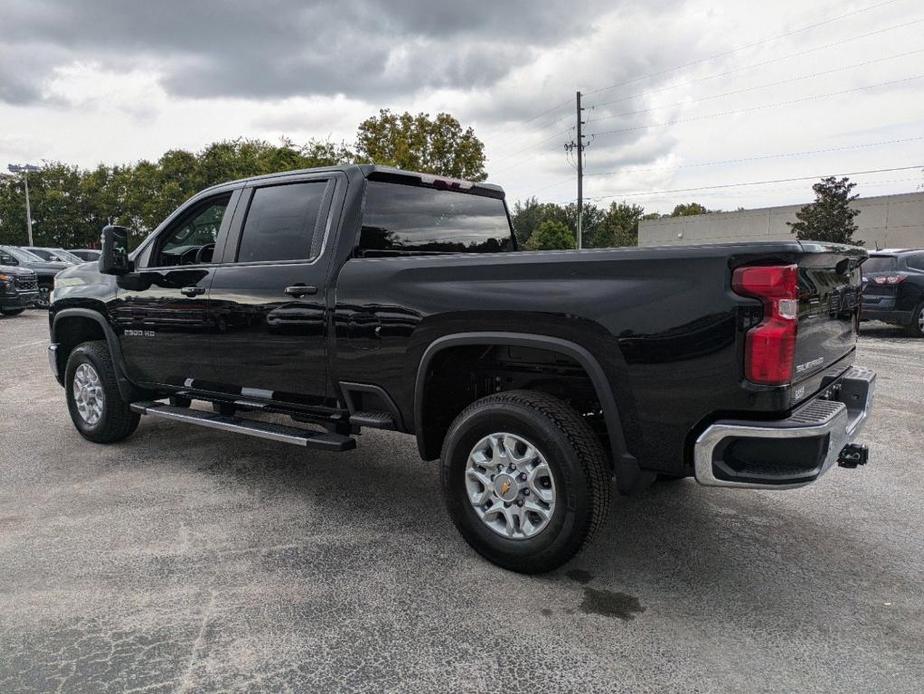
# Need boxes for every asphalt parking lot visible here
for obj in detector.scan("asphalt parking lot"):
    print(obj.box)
[1,310,922,693]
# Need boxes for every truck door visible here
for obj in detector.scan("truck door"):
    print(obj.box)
[206,174,340,406]
[111,191,238,388]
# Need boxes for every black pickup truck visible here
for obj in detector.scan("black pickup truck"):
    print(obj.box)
[0,264,40,316]
[47,165,876,573]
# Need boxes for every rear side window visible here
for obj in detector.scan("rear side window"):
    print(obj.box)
[360,180,514,255]
[907,253,924,271]
[863,256,897,273]
[237,181,328,263]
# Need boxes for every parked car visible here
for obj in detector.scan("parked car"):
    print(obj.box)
[68,249,102,262]
[47,165,875,573]
[23,246,85,265]
[861,248,924,336]
[0,263,40,316]
[0,245,69,308]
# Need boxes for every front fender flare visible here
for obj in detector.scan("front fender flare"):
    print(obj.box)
[51,308,139,401]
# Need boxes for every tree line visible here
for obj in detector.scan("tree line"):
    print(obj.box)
[1,105,859,250]
[0,109,487,249]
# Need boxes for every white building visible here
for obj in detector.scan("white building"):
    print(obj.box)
[638,191,924,249]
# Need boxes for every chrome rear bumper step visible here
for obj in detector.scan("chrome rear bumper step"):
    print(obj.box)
[694,365,876,489]
[130,401,356,451]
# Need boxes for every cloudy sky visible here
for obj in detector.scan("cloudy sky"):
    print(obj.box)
[1,0,922,213]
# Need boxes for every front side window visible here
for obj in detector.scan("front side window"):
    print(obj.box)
[360,180,514,255]
[154,195,231,267]
[236,181,328,263]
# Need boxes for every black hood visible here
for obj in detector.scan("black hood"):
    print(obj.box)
[0,264,37,277]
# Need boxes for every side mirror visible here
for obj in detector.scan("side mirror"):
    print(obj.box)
[99,225,132,275]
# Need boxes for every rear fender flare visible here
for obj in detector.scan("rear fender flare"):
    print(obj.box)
[413,331,637,483]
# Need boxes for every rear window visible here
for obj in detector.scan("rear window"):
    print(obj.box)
[360,181,514,255]
[864,256,897,273]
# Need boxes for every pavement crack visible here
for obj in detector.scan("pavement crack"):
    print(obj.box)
[176,589,217,694]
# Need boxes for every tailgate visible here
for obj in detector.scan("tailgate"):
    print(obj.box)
[793,244,865,383]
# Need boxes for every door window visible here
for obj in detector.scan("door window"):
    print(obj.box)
[152,195,231,267]
[906,253,924,271]
[236,181,328,263]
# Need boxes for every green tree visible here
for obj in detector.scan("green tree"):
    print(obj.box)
[0,110,489,248]
[671,202,711,217]
[510,197,570,246]
[525,219,575,250]
[594,201,645,247]
[788,176,862,245]
[355,110,487,181]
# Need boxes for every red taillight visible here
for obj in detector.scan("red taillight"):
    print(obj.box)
[733,264,799,385]
[872,274,906,285]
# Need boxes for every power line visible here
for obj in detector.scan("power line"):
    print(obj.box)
[584,135,924,177]
[489,126,574,172]
[592,73,924,138]
[490,3,918,176]
[587,16,924,111]
[586,47,924,126]
[491,17,923,175]
[589,164,924,201]
[517,99,573,127]
[583,0,905,98]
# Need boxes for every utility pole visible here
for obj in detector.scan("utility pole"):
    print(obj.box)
[564,91,586,249]
[8,164,40,245]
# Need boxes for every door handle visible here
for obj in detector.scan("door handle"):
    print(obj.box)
[284,285,318,298]
[180,286,205,297]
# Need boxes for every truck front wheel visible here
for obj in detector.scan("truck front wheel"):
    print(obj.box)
[440,390,611,574]
[65,341,140,443]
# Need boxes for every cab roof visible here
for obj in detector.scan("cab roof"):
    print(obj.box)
[201,164,503,198]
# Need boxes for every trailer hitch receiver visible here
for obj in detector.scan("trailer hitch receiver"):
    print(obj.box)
[837,443,868,468]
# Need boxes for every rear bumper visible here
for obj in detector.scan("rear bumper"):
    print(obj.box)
[862,297,911,324]
[694,366,875,489]
[861,308,912,324]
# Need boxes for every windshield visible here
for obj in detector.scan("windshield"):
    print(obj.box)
[1,246,46,263]
[864,256,897,274]
[52,249,84,264]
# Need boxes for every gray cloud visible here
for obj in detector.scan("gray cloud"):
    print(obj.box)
[1,0,625,105]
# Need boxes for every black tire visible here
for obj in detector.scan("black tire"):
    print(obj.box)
[440,390,611,574]
[65,341,140,443]
[906,303,924,337]
[35,283,52,310]
[1,308,26,316]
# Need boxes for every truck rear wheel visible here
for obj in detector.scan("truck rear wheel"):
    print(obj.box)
[440,390,611,574]
[65,341,140,443]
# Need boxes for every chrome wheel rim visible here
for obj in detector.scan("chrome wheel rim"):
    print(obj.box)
[465,433,557,540]
[918,307,924,332]
[73,363,104,426]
